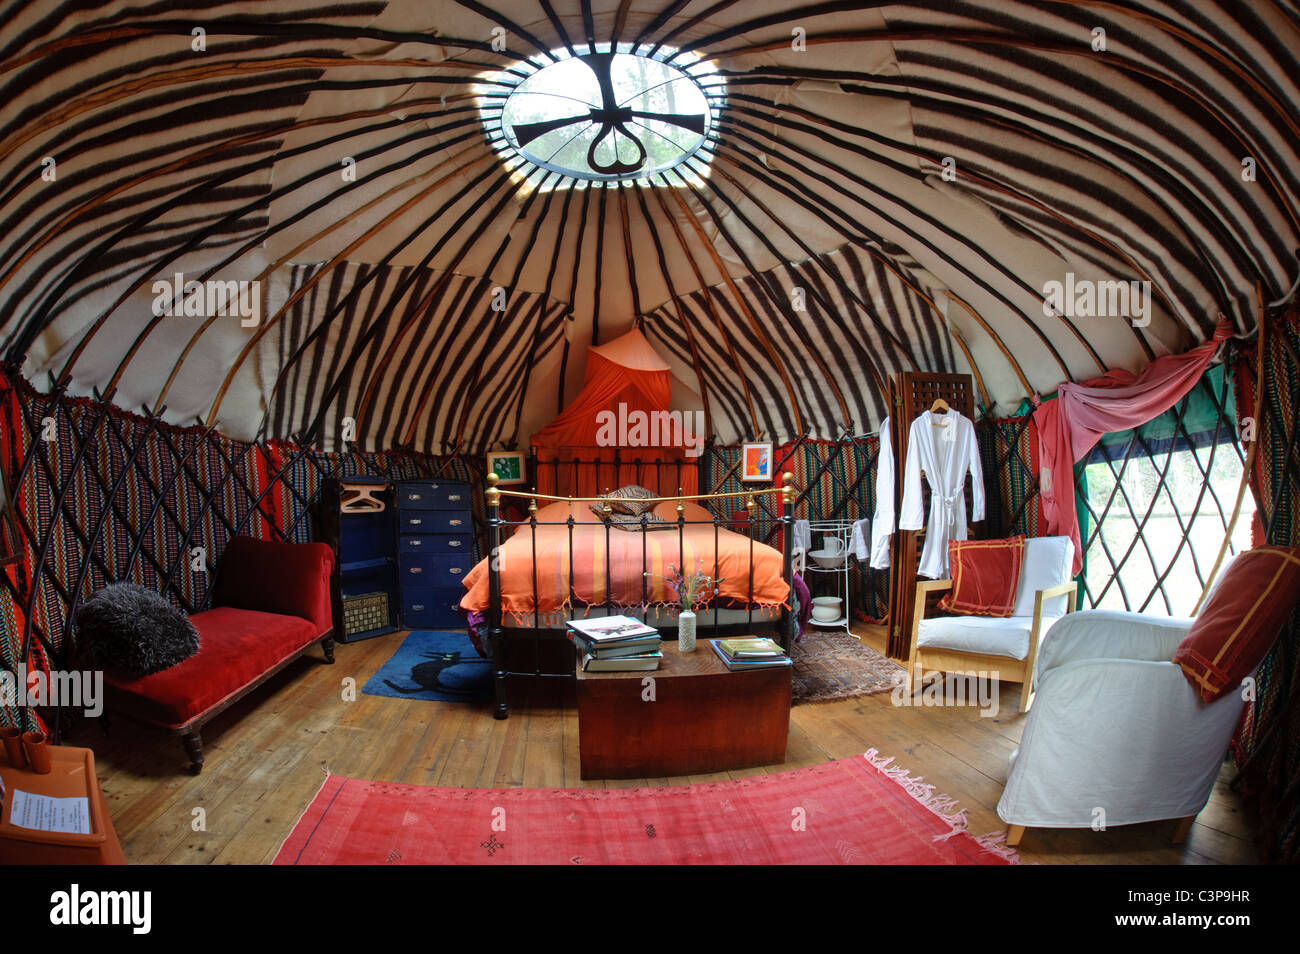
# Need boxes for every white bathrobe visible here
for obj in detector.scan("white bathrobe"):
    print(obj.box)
[898,410,985,579]
[869,416,893,569]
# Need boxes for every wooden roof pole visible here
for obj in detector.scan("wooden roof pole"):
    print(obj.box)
[0,55,493,162]
[204,151,494,428]
[945,291,1035,398]
[948,327,992,412]
[631,182,714,438]
[650,183,759,437]
[5,94,467,315]
[665,183,805,436]
[722,95,1170,362]
[146,135,485,406]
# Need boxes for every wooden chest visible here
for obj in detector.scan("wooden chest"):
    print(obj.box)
[575,642,791,779]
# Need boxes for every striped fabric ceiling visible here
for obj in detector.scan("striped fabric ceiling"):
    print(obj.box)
[1,0,1297,452]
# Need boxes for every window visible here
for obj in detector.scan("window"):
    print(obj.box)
[1078,367,1250,616]
[480,46,718,185]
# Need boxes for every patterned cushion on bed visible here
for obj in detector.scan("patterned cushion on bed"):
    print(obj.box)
[585,503,674,530]
[609,510,675,532]
[601,484,657,515]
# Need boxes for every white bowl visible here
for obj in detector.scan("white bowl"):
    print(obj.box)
[811,596,842,622]
[808,548,847,569]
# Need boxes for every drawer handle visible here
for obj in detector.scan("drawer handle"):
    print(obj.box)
[409,539,422,546]
[449,494,462,502]
[449,519,463,526]
[412,604,425,611]
[410,567,423,574]
[449,540,462,547]
[449,567,463,575]
[409,518,422,525]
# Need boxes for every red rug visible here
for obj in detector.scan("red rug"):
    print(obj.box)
[274,750,1017,865]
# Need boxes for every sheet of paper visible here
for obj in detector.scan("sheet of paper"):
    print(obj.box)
[8,790,91,834]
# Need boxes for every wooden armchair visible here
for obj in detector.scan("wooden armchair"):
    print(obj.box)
[905,536,1078,711]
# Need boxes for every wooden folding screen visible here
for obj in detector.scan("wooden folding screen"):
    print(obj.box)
[885,371,976,659]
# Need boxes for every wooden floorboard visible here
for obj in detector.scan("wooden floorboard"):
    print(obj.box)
[68,625,1258,865]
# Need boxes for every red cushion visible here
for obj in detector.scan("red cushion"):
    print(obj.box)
[938,536,1025,618]
[104,607,320,727]
[1174,546,1300,702]
[210,536,334,634]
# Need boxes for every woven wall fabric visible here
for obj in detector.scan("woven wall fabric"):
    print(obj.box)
[0,370,480,733]
[976,413,1044,540]
[705,437,886,623]
[1230,303,1300,863]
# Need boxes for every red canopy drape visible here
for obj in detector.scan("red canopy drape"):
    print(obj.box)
[530,329,699,497]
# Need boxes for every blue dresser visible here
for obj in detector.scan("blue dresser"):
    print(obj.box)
[395,479,474,629]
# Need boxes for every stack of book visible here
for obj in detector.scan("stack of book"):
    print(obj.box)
[568,615,663,672]
[710,637,793,672]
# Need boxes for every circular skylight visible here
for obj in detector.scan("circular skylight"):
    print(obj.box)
[490,50,714,182]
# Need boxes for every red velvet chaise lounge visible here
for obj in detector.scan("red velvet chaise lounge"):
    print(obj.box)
[103,536,337,773]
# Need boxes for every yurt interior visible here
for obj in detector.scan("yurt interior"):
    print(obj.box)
[2,0,1299,884]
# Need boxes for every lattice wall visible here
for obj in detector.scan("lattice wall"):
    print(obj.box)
[976,411,1045,541]
[0,367,482,734]
[1230,303,1300,864]
[704,434,887,624]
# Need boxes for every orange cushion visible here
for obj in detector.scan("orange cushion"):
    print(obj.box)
[1174,546,1300,702]
[938,537,1025,617]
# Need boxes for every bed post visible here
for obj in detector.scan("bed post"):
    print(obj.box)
[485,472,509,720]
[779,471,796,652]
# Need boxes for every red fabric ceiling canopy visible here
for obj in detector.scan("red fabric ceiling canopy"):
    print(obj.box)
[530,328,699,496]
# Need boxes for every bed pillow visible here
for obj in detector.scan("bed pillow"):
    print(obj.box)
[607,511,675,532]
[656,499,713,523]
[602,484,657,515]
[74,582,200,678]
[1174,545,1300,702]
[937,536,1025,617]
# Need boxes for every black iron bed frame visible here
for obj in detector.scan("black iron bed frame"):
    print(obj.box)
[482,472,798,719]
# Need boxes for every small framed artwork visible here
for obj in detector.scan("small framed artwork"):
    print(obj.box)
[486,450,527,486]
[740,442,773,483]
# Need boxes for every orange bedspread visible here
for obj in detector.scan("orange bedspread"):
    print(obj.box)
[459,500,789,622]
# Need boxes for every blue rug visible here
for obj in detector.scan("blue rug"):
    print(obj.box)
[362,631,493,702]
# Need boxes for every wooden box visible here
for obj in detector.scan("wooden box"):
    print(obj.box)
[342,591,389,636]
[576,642,791,779]
[0,744,126,865]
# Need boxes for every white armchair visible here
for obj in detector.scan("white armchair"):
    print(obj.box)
[996,609,1249,845]
[906,535,1077,711]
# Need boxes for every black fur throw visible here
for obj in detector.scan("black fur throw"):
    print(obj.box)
[74,583,200,678]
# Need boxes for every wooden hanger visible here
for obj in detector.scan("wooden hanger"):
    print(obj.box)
[340,482,387,514]
[929,397,952,424]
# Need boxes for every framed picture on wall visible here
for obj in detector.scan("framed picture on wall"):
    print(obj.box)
[740,442,773,483]
[486,450,527,486]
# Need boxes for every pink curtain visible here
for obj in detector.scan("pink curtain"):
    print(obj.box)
[1034,320,1232,573]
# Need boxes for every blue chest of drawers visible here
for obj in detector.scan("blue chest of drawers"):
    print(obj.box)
[395,479,474,629]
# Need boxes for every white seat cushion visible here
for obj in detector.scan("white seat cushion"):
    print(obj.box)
[1010,536,1075,617]
[917,614,1062,660]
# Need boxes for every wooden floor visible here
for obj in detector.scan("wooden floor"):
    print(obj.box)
[71,624,1258,865]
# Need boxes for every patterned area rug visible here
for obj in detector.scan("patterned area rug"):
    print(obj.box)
[362,631,492,702]
[274,751,1017,865]
[791,629,905,704]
